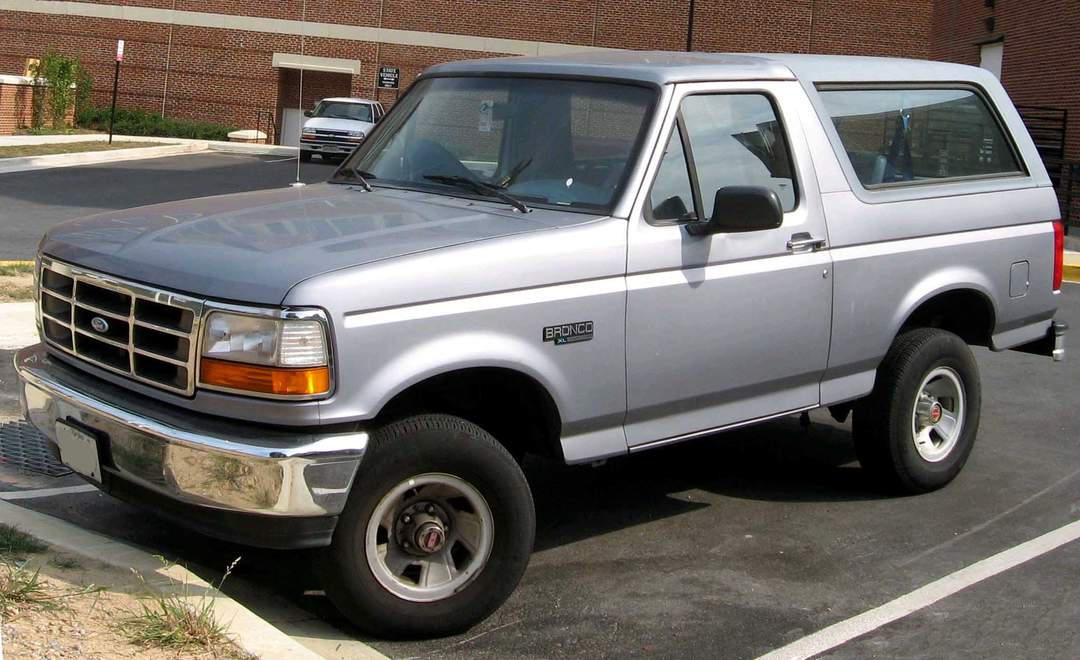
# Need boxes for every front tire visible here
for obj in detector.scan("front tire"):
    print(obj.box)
[853,328,981,493]
[299,151,312,162]
[320,414,535,638]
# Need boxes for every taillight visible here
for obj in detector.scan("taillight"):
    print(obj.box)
[1053,221,1064,291]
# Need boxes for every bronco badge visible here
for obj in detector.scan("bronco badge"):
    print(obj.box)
[543,321,594,345]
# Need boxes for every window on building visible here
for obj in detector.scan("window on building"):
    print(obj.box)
[819,86,1023,188]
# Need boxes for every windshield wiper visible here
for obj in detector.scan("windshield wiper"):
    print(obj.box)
[333,167,374,192]
[423,175,531,213]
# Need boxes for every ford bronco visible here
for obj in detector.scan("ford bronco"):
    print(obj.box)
[16,52,1067,637]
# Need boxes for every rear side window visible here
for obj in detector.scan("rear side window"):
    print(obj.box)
[818,87,1023,188]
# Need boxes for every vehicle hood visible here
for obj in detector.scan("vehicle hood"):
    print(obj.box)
[41,184,601,305]
[302,117,374,133]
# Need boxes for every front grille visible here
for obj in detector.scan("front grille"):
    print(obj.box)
[37,257,204,396]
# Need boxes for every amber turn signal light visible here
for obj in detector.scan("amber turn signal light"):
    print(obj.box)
[200,358,330,396]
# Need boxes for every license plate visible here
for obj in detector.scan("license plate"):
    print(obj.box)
[55,421,102,483]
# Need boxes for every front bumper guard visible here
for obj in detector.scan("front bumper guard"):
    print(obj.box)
[15,343,367,519]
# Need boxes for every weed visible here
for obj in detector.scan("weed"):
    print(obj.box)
[49,554,82,570]
[0,561,103,617]
[119,556,244,657]
[0,524,48,558]
[0,262,34,276]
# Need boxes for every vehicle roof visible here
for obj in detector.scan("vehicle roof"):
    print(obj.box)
[423,51,990,86]
[319,97,379,104]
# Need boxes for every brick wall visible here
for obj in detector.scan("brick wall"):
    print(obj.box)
[933,0,1080,223]
[0,0,934,141]
[0,80,34,135]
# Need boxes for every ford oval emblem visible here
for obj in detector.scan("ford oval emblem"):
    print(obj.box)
[90,316,110,334]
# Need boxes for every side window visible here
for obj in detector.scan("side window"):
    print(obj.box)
[649,126,696,222]
[818,87,1023,187]
[681,94,798,216]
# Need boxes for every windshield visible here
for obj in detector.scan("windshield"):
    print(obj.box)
[335,77,656,213]
[313,101,373,122]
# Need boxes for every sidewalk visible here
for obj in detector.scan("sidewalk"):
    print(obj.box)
[0,301,36,350]
[0,134,298,175]
[1065,250,1080,283]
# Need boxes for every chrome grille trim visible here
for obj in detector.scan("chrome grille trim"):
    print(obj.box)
[37,256,205,396]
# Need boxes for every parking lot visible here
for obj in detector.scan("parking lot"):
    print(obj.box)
[0,152,337,260]
[1,153,1078,658]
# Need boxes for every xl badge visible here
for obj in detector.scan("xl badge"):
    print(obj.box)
[543,321,594,346]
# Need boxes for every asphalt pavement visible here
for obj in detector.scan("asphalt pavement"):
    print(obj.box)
[0,152,337,260]
[1,286,1077,658]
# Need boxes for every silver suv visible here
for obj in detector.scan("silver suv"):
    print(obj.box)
[16,52,1068,637]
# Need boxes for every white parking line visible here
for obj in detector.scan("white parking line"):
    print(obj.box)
[756,518,1080,660]
[0,484,99,500]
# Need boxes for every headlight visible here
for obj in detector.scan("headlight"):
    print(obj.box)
[347,130,365,142]
[199,311,330,398]
[302,127,317,136]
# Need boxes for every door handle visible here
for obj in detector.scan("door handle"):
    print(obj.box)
[787,232,827,253]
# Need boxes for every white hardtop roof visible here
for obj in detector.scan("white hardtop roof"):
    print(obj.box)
[425,51,991,87]
[319,97,379,104]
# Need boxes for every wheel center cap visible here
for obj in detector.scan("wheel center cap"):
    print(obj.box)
[415,522,446,553]
[929,402,943,425]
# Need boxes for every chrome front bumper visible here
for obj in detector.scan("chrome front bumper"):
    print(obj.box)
[15,343,367,519]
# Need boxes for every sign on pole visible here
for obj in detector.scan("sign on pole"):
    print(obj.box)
[116,39,125,62]
[377,66,400,90]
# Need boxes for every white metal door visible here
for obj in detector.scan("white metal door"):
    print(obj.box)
[280,108,303,147]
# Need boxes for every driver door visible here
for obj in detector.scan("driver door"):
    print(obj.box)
[624,81,833,448]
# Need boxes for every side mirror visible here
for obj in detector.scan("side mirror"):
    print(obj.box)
[304,110,313,118]
[685,186,783,236]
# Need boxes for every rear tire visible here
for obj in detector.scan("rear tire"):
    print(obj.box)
[320,414,535,639]
[853,328,981,493]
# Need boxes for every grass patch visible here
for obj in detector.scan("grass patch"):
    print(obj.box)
[0,141,166,159]
[0,524,48,558]
[120,557,246,657]
[0,562,105,618]
[0,262,34,277]
[49,554,82,570]
[0,262,35,302]
[0,563,54,616]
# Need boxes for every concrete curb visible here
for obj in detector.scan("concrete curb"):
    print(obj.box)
[0,499,330,659]
[0,142,205,175]
[0,133,297,154]
[1064,251,1080,284]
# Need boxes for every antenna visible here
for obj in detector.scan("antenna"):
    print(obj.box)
[291,0,308,188]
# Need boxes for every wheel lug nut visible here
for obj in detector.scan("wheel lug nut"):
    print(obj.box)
[401,514,411,524]
[426,505,435,514]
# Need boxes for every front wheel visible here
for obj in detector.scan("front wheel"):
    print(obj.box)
[299,150,312,162]
[853,328,982,493]
[320,414,535,638]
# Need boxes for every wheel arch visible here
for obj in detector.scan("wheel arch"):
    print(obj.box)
[894,282,998,348]
[371,365,565,461]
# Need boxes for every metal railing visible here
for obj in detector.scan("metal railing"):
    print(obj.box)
[255,109,276,145]
[1017,106,1074,230]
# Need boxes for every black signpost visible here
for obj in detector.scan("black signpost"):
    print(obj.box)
[108,40,124,144]
[377,66,400,90]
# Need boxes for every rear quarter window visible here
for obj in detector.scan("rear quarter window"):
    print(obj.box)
[818,86,1023,188]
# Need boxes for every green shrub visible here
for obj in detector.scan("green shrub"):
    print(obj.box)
[79,107,236,141]
[29,51,85,129]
